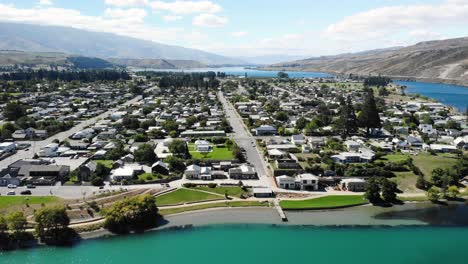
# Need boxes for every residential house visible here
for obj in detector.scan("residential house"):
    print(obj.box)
[254,125,277,136]
[229,164,257,179]
[340,178,366,192]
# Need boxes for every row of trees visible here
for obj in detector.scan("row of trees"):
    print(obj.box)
[365,177,399,204]
[0,69,130,82]
[0,207,75,250]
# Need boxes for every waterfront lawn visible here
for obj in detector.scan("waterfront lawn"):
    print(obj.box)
[413,153,458,179]
[0,196,61,213]
[393,171,423,194]
[280,195,368,210]
[156,188,224,206]
[193,186,250,198]
[188,144,234,161]
[159,201,269,215]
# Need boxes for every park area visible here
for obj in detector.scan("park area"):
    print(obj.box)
[0,196,62,214]
[155,188,225,206]
[280,195,368,210]
[188,143,234,160]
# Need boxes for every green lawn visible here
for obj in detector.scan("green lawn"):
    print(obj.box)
[413,153,459,179]
[159,201,269,215]
[393,171,422,193]
[188,144,234,160]
[0,196,60,210]
[193,186,250,198]
[377,154,411,163]
[95,160,114,169]
[280,195,368,210]
[156,188,224,206]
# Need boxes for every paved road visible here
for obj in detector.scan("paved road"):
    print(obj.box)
[218,91,272,188]
[0,95,142,169]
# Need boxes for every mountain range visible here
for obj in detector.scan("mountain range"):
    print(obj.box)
[265,37,468,86]
[0,22,245,66]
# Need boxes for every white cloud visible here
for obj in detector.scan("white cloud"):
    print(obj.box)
[231,31,247,37]
[192,13,227,27]
[323,0,468,41]
[38,0,53,6]
[0,3,182,44]
[104,8,148,22]
[163,14,182,21]
[104,0,148,7]
[150,1,221,14]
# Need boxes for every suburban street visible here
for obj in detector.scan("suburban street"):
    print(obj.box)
[0,95,142,169]
[218,91,273,189]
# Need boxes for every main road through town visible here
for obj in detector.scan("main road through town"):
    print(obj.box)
[218,91,275,189]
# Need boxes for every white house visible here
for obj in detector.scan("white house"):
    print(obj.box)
[344,140,360,152]
[185,164,201,179]
[276,175,296,189]
[38,143,59,157]
[340,178,366,192]
[194,140,212,152]
[111,167,135,181]
[419,124,437,137]
[296,173,319,191]
[291,134,306,145]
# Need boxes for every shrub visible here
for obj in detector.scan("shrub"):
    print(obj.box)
[207,183,217,188]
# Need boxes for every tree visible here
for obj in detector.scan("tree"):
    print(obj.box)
[358,88,381,136]
[4,102,26,121]
[6,212,27,235]
[416,175,428,190]
[275,111,288,122]
[431,168,445,187]
[336,96,358,138]
[277,72,289,79]
[446,185,459,200]
[295,117,308,130]
[427,186,440,202]
[381,179,398,202]
[164,156,186,172]
[168,140,187,157]
[103,194,159,234]
[364,177,381,203]
[34,206,74,245]
[134,144,157,164]
[162,120,178,133]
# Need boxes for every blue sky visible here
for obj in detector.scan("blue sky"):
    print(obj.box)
[1,0,467,57]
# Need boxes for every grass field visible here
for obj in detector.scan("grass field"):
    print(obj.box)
[159,201,269,215]
[188,144,234,160]
[377,154,411,163]
[280,195,368,210]
[0,196,62,214]
[413,153,459,179]
[393,171,422,193]
[193,186,250,198]
[156,188,224,206]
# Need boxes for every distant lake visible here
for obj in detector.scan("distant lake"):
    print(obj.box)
[395,80,468,111]
[135,66,334,78]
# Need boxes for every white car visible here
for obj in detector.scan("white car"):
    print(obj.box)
[7,184,17,189]
[7,191,15,195]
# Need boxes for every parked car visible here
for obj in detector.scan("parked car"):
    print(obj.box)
[7,184,17,189]
[20,190,32,195]
[7,191,15,195]
[26,184,36,189]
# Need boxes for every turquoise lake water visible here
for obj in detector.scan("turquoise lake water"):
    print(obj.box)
[2,225,468,264]
[395,80,468,111]
[136,66,334,78]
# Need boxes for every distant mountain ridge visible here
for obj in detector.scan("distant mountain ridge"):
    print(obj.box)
[108,58,205,69]
[0,22,245,65]
[0,50,113,69]
[266,37,468,86]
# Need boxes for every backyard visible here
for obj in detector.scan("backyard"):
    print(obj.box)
[188,143,234,160]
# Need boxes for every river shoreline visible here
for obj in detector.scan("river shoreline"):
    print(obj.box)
[77,201,468,241]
